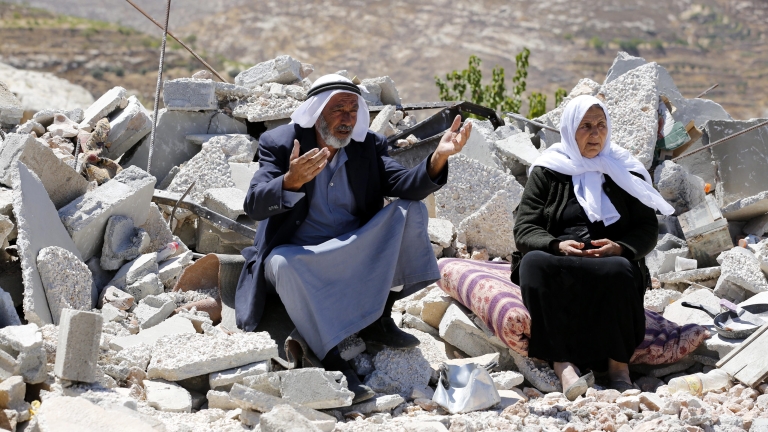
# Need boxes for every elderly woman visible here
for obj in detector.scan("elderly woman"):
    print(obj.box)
[512,95,674,400]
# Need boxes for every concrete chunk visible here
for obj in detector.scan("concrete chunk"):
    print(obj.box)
[235,55,303,88]
[743,213,768,237]
[644,288,682,313]
[133,295,176,329]
[435,154,523,228]
[458,189,522,258]
[147,332,278,381]
[0,80,23,127]
[100,215,150,270]
[722,191,768,222]
[599,62,660,169]
[209,360,269,391]
[194,134,257,163]
[230,162,260,193]
[110,315,196,351]
[0,324,46,383]
[261,404,322,432]
[13,163,84,325]
[163,78,217,111]
[228,384,336,427]
[276,368,354,409]
[80,86,127,128]
[491,371,525,390]
[58,166,156,261]
[461,119,498,169]
[679,195,733,266]
[166,142,236,207]
[439,303,502,358]
[361,76,401,106]
[494,132,540,168]
[203,188,246,220]
[54,309,102,382]
[715,247,768,295]
[341,394,405,415]
[428,218,455,248]
[657,266,721,284]
[103,95,152,160]
[653,160,706,216]
[0,376,26,412]
[370,105,396,136]
[36,246,94,325]
[35,396,157,432]
[0,133,89,208]
[663,288,720,326]
[47,114,79,138]
[145,379,192,413]
[206,389,240,410]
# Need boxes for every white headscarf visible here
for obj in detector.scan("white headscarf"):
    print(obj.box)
[529,95,674,225]
[290,74,370,142]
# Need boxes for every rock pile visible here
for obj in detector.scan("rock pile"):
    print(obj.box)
[0,51,767,431]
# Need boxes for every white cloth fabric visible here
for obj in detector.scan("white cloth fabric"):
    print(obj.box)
[529,95,674,225]
[290,74,370,142]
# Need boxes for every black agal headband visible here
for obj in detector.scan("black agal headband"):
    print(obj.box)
[307,81,362,98]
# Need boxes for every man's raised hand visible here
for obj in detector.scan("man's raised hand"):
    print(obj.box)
[282,140,329,192]
[427,115,472,179]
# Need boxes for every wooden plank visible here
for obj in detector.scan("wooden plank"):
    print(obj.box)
[717,323,768,387]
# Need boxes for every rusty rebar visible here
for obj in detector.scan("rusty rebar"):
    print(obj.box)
[505,112,560,133]
[695,83,719,99]
[146,0,172,177]
[123,0,228,83]
[672,119,768,161]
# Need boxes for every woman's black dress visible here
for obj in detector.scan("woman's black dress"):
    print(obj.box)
[520,184,646,371]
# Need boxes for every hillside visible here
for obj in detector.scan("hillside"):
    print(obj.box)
[0,0,766,119]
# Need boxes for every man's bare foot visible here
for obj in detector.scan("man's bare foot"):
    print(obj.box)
[608,358,631,384]
[554,362,581,390]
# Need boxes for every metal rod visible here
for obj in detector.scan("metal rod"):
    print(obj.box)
[695,83,719,99]
[124,0,228,83]
[505,112,560,133]
[152,190,258,239]
[146,0,172,177]
[169,180,196,230]
[673,119,768,161]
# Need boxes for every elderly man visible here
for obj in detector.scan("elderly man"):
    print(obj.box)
[236,74,471,401]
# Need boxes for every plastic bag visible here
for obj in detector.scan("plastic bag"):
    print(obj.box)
[432,362,501,414]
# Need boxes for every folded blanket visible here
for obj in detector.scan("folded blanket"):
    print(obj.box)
[437,258,709,365]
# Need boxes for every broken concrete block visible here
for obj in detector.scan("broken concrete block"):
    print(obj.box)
[138,203,175,255]
[461,119,499,169]
[657,266,721,285]
[0,80,23,127]
[13,163,87,325]
[0,287,20,328]
[229,162,260,193]
[232,95,303,123]
[370,343,432,398]
[402,313,440,337]
[201,134,257,163]
[101,303,126,322]
[675,256,698,272]
[47,113,79,138]
[599,62,660,169]
[166,141,236,207]
[163,78,217,111]
[644,288,682,313]
[439,303,502,359]
[261,404,322,432]
[122,109,247,185]
[100,215,150,270]
[36,246,95,324]
[0,376,26,414]
[109,252,158,289]
[35,396,157,432]
[203,188,246,220]
[494,132,540,171]
[58,166,156,261]
[490,371,525,390]
[54,309,102,382]
[420,291,453,329]
[158,251,193,289]
[0,324,46,383]
[235,55,303,88]
[663,288,720,326]
[361,76,401,106]
[646,246,691,278]
[32,108,84,127]
[715,247,768,295]
[0,133,89,208]
[275,368,354,409]
[145,379,192,413]
[133,295,176,329]
[111,315,195,352]
[428,218,455,248]
[147,332,278,381]
[80,86,127,128]
[228,384,336,430]
[98,286,134,310]
[722,191,768,222]
[14,119,45,136]
[102,95,152,160]
[370,105,396,136]
[340,394,405,415]
[123,273,164,302]
[458,189,522,258]
[707,119,768,208]
[435,154,524,228]
[242,371,281,397]
[209,360,269,391]
[337,335,366,361]
[206,389,240,410]
[653,160,706,215]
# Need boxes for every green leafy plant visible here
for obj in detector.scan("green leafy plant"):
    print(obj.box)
[554,88,567,108]
[435,49,566,119]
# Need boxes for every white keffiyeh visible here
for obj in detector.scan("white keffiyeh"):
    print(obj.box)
[529,95,674,225]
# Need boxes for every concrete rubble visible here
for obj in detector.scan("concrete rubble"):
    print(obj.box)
[0,50,767,432]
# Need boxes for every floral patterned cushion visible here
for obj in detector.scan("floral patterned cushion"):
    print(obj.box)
[437,258,709,365]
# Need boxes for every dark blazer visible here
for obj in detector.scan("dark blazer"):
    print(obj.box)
[235,123,448,332]
[511,166,658,286]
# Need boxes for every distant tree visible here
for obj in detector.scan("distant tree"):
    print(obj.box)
[435,48,566,119]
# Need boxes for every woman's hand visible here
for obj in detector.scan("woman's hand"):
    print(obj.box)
[558,240,586,256]
[583,239,624,258]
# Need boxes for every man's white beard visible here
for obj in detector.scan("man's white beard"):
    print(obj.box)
[316,116,352,149]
